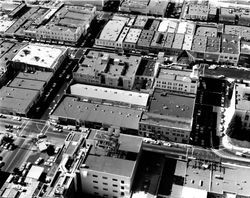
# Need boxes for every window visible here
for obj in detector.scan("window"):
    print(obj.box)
[103,182,108,185]
[94,186,98,189]
[93,181,98,183]
[121,186,124,190]
[245,115,249,121]
[121,192,125,196]
[93,175,98,178]
[121,180,124,184]
[103,188,108,191]
[113,184,118,187]
[102,176,108,179]
[113,190,118,193]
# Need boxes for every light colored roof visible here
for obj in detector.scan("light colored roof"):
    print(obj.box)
[0,19,15,32]
[70,84,149,107]
[182,35,193,50]
[196,26,217,37]
[158,19,169,32]
[124,28,142,43]
[167,20,178,33]
[12,44,65,69]
[172,33,184,49]
[181,186,207,198]
[27,166,44,180]
[236,83,250,111]
[99,20,125,41]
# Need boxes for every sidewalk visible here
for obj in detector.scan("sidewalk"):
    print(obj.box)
[222,135,250,154]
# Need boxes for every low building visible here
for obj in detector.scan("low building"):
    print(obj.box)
[132,15,148,29]
[195,26,217,37]
[28,4,96,44]
[70,84,149,109]
[224,25,250,41]
[177,21,196,35]
[73,50,141,90]
[123,28,142,49]
[191,35,207,60]
[205,36,220,62]
[137,30,155,50]
[150,31,168,50]
[80,128,142,198]
[239,41,250,67]
[147,0,169,16]
[95,20,126,48]
[50,96,142,132]
[219,34,240,65]
[139,89,195,143]
[154,66,199,94]
[220,7,250,26]
[11,43,68,72]
[0,86,40,116]
[184,3,210,21]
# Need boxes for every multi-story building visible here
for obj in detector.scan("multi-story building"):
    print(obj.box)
[205,36,221,62]
[139,89,196,143]
[224,25,250,41]
[154,65,199,94]
[184,4,210,21]
[137,29,155,50]
[11,43,68,72]
[119,0,169,17]
[239,41,250,68]
[70,84,149,110]
[95,20,126,48]
[73,50,141,90]
[25,4,96,44]
[220,7,250,26]
[123,28,142,49]
[80,128,142,198]
[50,96,143,133]
[219,34,240,65]
[235,83,250,130]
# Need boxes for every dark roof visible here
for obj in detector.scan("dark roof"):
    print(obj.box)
[51,96,142,130]
[149,89,195,119]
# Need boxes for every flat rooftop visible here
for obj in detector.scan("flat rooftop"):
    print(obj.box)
[12,44,66,69]
[187,4,209,16]
[8,78,45,91]
[78,50,141,79]
[235,83,250,111]
[172,33,184,49]
[0,19,15,33]
[148,89,195,119]
[0,86,39,100]
[157,68,193,82]
[206,37,220,53]
[241,41,250,55]
[70,84,149,107]
[124,28,142,43]
[133,15,148,28]
[195,26,217,37]
[192,36,207,52]
[221,34,239,54]
[84,129,142,177]
[99,20,125,41]
[51,96,142,130]
[182,34,193,50]
[16,71,53,82]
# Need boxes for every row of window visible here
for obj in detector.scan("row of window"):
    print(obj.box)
[92,175,125,183]
[94,191,124,198]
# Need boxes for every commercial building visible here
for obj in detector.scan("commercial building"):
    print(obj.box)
[70,84,149,109]
[139,89,195,143]
[95,20,126,48]
[73,50,141,90]
[0,17,16,34]
[0,86,39,116]
[11,43,68,72]
[177,21,196,35]
[220,7,250,26]
[137,30,155,49]
[123,28,142,49]
[154,65,199,94]
[132,15,148,29]
[80,128,142,198]
[224,25,250,41]
[150,31,168,49]
[184,4,210,21]
[235,83,250,130]
[50,96,142,132]
[239,41,250,67]
[195,26,217,37]
[119,0,169,16]
[204,36,220,62]
[29,4,96,44]
[219,34,240,65]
